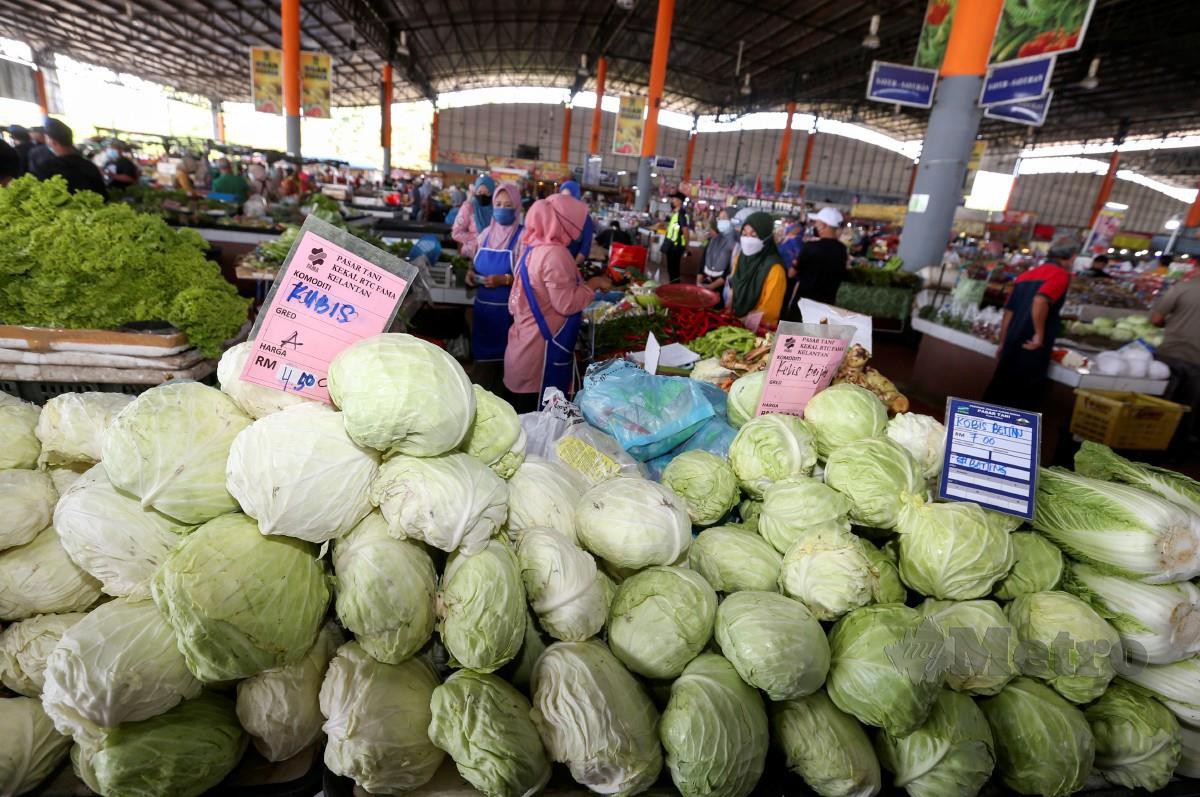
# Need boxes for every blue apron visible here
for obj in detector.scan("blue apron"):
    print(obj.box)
[516,248,584,397]
[471,224,522,362]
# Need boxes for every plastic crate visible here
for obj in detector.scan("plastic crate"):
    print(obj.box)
[1070,389,1189,450]
[428,262,457,288]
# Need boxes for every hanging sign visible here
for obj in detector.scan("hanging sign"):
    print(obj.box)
[984,91,1053,127]
[990,0,1098,65]
[239,216,416,403]
[866,61,938,109]
[1083,203,1127,256]
[612,96,646,156]
[980,56,1055,106]
[301,51,333,118]
[938,398,1041,519]
[251,47,283,114]
[755,322,855,418]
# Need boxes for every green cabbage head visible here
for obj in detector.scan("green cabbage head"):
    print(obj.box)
[608,565,717,679]
[34,391,132,467]
[771,690,881,797]
[778,524,876,621]
[518,528,607,642]
[505,458,587,544]
[803,383,887,458]
[439,538,526,672]
[896,498,1015,600]
[759,477,852,554]
[660,653,768,797]
[823,437,926,529]
[462,385,526,479]
[428,670,552,797]
[737,497,763,532]
[715,591,829,701]
[575,477,691,570]
[863,540,906,604]
[727,371,765,428]
[0,394,40,469]
[875,690,995,797]
[728,414,818,498]
[217,341,310,419]
[980,677,1094,797]
[993,532,1064,600]
[101,381,252,524]
[0,527,101,621]
[1006,590,1121,704]
[1085,681,1181,792]
[332,511,436,664]
[688,526,781,593]
[662,450,739,525]
[919,599,1018,696]
[152,512,330,682]
[0,468,57,551]
[531,640,662,796]
[0,611,86,697]
[884,412,946,481]
[0,696,71,797]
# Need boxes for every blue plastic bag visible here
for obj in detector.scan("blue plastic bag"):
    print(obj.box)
[576,359,716,462]
[646,417,738,480]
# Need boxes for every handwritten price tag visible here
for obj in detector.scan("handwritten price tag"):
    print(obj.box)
[755,334,850,418]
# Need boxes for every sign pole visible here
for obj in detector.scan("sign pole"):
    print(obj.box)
[281,0,302,162]
[634,0,676,212]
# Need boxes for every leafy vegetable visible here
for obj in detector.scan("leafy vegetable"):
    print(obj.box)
[993,532,1064,600]
[575,477,691,570]
[0,468,56,551]
[824,437,927,529]
[919,599,1018,696]
[518,528,607,642]
[715,591,829,701]
[803,383,887,459]
[885,412,946,481]
[1076,440,1200,515]
[0,526,101,621]
[608,566,717,679]
[688,526,781,593]
[34,392,132,467]
[771,690,881,797]
[896,498,1015,600]
[216,342,311,419]
[726,371,765,428]
[875,690,995,797]
[758,477,852,554]
[439,538,526,672]
[505,458,587,544]
[1121,656,1200,727]
[1085,681,1181,791]
[662,449,739,525]
[863,539,906,604]
[728,414,818,498]
[778,524,877,621]
[0,697,71,796]
[1006,590,1121,704]
[0,395,40,469]
[0,612,86,697]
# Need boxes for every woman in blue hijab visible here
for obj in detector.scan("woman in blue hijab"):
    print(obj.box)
[451,173,496,258]
[559,180,594,265]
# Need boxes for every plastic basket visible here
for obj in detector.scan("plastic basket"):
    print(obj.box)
[1070,389,1189,450]
[428,262,457,289]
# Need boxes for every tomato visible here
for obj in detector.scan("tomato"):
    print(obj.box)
[926,1,950,25]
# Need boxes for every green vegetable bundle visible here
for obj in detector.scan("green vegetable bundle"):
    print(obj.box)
[688,326,757,358]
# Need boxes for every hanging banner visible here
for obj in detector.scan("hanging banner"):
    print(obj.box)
[914,0,958,69]
[984,91,1053,127]
[867,61,938,108]
[980,56,1055,106]
[915,0,1096,69]
[251,47,283,114]
[300,51,332,118]
[612,96,646,156]
[1084,204,1127,256]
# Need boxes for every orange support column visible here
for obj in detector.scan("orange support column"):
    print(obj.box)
[1186,182,1200,229]
[33,70,48,116]
[588,57,607,156]
[430,109,440,167]
[774,102,795,194]
[635,0,676,210]
[797,130,816,199]
[381,64,394,175]
[907,161,919,197]
[940,0,1005,77]
[683,131,697,182]
[1088,150,1121,230]
[281,0,301,159]
[561,104,572,165]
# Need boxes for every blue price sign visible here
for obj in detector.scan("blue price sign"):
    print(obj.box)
[938,398,1042,520]
[866,61,938,109]
[980,56,1055,106]
[984,91,1053,127]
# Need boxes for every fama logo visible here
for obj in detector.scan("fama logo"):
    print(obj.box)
[308,247,326,268]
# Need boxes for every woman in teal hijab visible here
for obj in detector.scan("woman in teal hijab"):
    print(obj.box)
[728,211,787,326]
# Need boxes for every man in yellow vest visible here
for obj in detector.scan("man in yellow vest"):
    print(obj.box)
[661,190,692,283]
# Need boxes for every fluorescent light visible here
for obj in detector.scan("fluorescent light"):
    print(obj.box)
[964,170,1015,212]
[1156,251,1164,256]
[1165,219,1181,230]
[1108,248,1115,254]
[1120,249,1129,255]
[1105,201,1129,210]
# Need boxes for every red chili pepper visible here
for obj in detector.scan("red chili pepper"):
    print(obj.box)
[926,1,950,25]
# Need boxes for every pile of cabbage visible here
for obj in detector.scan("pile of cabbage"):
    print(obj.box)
[3,338,1200,797]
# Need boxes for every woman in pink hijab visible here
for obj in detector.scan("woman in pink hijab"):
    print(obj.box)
[465,180,525,390]
[504,193,610,411]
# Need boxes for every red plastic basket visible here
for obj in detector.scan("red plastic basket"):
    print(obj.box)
[655,283,720,310]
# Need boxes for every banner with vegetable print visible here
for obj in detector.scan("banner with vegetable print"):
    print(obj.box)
[915,0,1096,70]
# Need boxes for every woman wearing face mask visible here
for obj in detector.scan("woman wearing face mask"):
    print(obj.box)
[505,193,611,412]
[451,174,496,258]
[465,181,525,390]
[559,180,595,265]
[698,209,737,294]
[726,212,787,327]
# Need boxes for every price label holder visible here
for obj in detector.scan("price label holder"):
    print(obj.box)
[643,332,661,375]
[937,397,1042,520]
[239,215,417,403]
[755,321,856,418]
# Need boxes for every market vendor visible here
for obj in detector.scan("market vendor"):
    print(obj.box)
[451,174,496,258]
[791,206,848,308]
[559,180,595,265]
[983,236,1076,410]
[727,211,787,327]
[505,193,611,412]
[698,208,737,295]
[466,180,526,391]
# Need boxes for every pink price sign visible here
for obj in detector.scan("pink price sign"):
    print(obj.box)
[239,230,409,403]
[755,334,850,418]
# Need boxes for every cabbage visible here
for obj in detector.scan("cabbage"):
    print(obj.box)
[986,510,1023,533]
[758,477,852,554]
[47,467,83,494]
[371,451,508,555]
[608,565,717,679]
[727,414,818,498]
[439,538,525,672]
[331,511,436,664]
[0,697,71,796]
[236,621,343,762]
[876,690,994,797]
[823,437,927,529]
[517,528,607,642]
[1085,681,1180,791]
[885,412,946,481]
[862,540,906,604]
[993,532,1064,600]
[778,524,876,621]
[505,611,551,693]
[0,612,85,697]
[575,477,691,570]
[714,591,829,700]
[72,693,246,797]
[726,371,765,428]
[328,333,475,456]
[531,640,662,795]
[151,512,330,682]
[0,469,57,551]
[54,464,190,598]
[1076,440,1200,514]
[803,383,887,458]
[320,641,444,793]
[462,385,526,479]
[42,597,201,739]
[101,382,251,524]
[737,497,762,532]
[979,677,1094,797]
[217,341,310,418]
[1121,656,1200,726]
[1064,561,1200,664]
[34,392,132,467]
[1180,723,1200,779]
[505,458,587,544]
[827,604,942,737]
[1033,466,1200,583]
[0,394,40,469]
[660,653,768,797]
[428,670,552,797]
[688,526,781,593]
[662,450,739,525]
[771,690,881,797]
[1091,316,1116,331]
[919,599,1018,696]
[896,498,1015,600]
[1006,590,1121,703]
[0,527,101,621]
